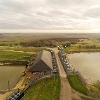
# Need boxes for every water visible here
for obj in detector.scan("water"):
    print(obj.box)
[67,52,100,84]
[0,66,24,90]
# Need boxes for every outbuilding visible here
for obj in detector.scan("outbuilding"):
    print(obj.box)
[27,50,53,79]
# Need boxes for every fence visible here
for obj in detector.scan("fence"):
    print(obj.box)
[6,72,47,100]
[28,72,45,86]
[6,89,24,100]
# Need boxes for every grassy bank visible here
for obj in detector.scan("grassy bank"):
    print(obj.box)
[81,96,96,100]
[22,76,60,100]
[68,75,87,95]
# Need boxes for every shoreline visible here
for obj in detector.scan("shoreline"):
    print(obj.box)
[0,66,25,92]
[2,70,26,90]
[65,49,100,54]
[0,72,27,100]
[67,52,100,84]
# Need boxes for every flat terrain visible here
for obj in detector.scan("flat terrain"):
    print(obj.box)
[1,33,100,100]
[65,38,100,53]
[1,33,100,42]
[0,50,32,60]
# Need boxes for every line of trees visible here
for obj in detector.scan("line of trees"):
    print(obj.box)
[0,38,80,47]
[20,40,56,47]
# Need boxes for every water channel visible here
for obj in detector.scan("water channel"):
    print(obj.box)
[67,52,100,84]
[0,66,25,90]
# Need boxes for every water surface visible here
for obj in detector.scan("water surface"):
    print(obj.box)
[0,66,24,90]
[68,52,100,84]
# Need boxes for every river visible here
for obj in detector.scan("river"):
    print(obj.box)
[67,52,100,84]
[0,66,24,90]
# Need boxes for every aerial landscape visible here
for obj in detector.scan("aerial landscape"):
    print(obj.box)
[0,33,100,100]
[0,0,100,100]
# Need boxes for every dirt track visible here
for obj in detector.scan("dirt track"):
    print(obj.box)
[54,48,72,100]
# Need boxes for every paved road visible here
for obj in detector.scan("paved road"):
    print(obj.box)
[54,48,72,100]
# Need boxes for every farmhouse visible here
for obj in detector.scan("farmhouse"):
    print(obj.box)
[27,50,53,79]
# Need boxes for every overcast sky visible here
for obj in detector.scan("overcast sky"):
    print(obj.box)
[0,0,100,33]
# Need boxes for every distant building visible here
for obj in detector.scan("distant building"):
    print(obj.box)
[27,50,53,79]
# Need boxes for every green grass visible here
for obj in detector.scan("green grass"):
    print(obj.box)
[0,41,21,46]
[10,47,46,52]
[22,76,60,100]
[81,96,95,100]
[65,47,100,53]
[68,75,87,95]
[64,39,100,53]
[0,51,33,60]
[0,46,46,53]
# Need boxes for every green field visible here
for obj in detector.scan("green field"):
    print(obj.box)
[22,76,60,100]
[0,41,21,46]
[0,46,46,52]
[67,75,87,95]
[0,51,33,61]
[64,39,100,53]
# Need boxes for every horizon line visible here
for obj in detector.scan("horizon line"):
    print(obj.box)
[0,29,100,33]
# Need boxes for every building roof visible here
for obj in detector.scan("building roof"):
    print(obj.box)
[28,50,53,72]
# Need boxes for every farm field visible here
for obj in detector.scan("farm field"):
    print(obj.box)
[0,46,46,61]
[0,51,32,61]
[1,33,100,53]
[0,46,46,53]
[64,38,100,53]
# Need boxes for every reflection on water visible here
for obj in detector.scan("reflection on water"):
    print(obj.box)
[68,52,100,84]
[0,66,24,90]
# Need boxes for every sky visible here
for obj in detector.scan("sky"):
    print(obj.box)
[0,0,100,33]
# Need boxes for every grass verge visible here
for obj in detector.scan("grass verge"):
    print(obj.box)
[68,75,87,95]
[21,76,60,100]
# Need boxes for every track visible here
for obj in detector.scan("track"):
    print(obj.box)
[53,48,72,100]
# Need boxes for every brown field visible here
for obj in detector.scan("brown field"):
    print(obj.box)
[0,33,100,42]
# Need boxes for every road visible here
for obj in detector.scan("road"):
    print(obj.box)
[53,48,72,100]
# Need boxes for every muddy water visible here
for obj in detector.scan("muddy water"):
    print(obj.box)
[0,66,24,90]
[68,52,100,84]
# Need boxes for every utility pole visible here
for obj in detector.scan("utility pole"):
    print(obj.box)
[8,81,10,91]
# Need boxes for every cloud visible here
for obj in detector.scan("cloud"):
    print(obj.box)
[0,0,100,31]
[84,6,100,18]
